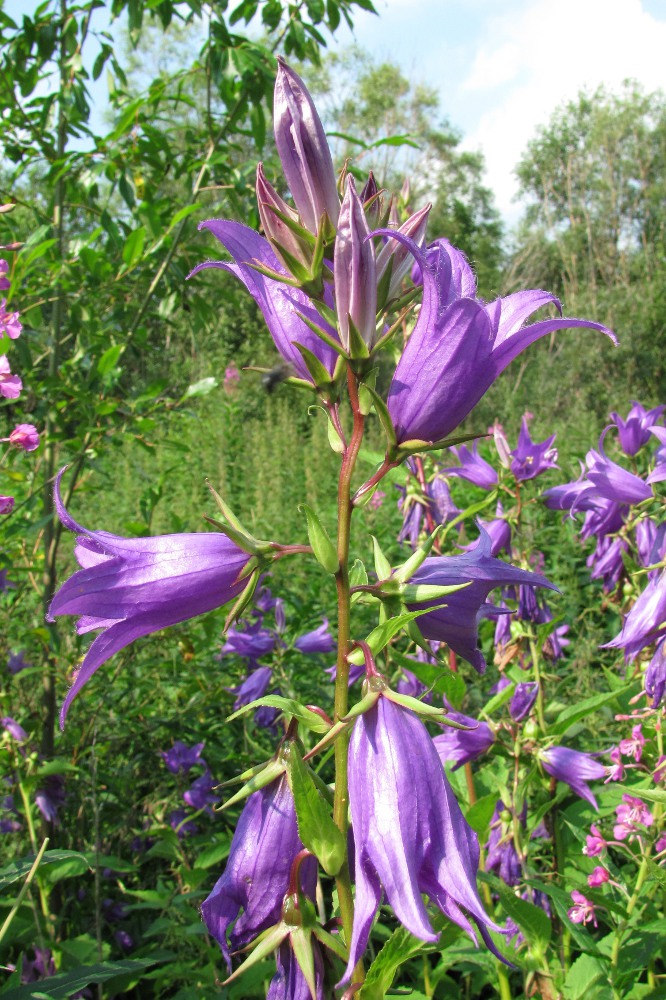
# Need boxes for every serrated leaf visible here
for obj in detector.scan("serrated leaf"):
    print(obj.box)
[360,926,425,999]
[287,746,345,875]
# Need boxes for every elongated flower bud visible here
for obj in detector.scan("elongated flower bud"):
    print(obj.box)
[274,59,339,234]
[376,203,430,301]
[335,176,377,352]
[256,164,311,277]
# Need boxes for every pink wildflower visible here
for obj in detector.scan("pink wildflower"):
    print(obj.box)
[654,755,666,784]
[619,724,645,762]
[0,299,21,340]
[0,355,22,399]
[0,259,9,291]
[368,489,386,511]
[8,424,40,452]
[223,365,240,393]
[587,866,609,888]
[614,794,653,841]
[0,496,14,514]
[568,890,597,926]
[655,834,666,855]
[605,746,625,783]
[583,823,607,857]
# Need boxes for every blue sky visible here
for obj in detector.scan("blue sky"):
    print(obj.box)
[329,0,666,225]
[5,0,666,228]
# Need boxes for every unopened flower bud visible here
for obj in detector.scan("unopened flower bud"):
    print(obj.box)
[274,60,340,235]
[335,176,377,353]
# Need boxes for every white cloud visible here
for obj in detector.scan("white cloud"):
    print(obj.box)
[460,0,666,225]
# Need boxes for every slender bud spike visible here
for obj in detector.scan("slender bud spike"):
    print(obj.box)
[335,177,377,353]
[274,60,340,235]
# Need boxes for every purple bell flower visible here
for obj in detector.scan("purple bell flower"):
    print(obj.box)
[161,740,205,775]
[645,639,666,708]
[268,937,325,1000]
[610,401,665,457]
[294,619,335,655]
[539,746,607,809]
[221,622,276,660]
[580,497,627,542]
[342,694,504,983]
[585,435,652,505]
[35,774,66,825]
[48,468,252,726]
[407,527,554,672]
[433,710,495,769]
[202,776,310,968]
[183,770,219,811]
[486,801,523,887]
[509,682,539,722]
[604,569,666,661]
[190,221,339,385]
[447,441,498,490]
[457,507,512,558]
[636,519,666,579]
[7,650,30,674]
[587,536,627,592]
[273,59,340,234]
[385,234,615,446]
[2,716,28,742]
[169,809,199,838]
[510,415,558,481]
[230,665,273,710]
[396,667,428,699]
[429,475,462,526]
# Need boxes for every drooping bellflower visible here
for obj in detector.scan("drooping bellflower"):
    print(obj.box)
[610,401,665,457]
[539,746,607,809]
[49,468,252,725]
[432,710,495,769]
[342,694,505,983]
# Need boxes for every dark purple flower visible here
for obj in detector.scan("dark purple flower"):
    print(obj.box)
[202,776,308,968]
[636,519,666,579]
[294,619,335,655]
[509,682,539,722]
[447,442,498,490]
[396,668,427,699]
[35,774,66,824]
[169,809,199,838]
[587,536,627,592]
[115,930,133,951]
[0,793,21,833]
[580,497,627,542]
[254,697,282,730]
[610,401,665,457]
[541,474,599,514]
[604,569,666,661]
[486,801,523,887]
[385,235,615,446]
[161,740,205,775]
[510,416,558,481]
[433,710,495,769]
[407,527,554,672]
[342,695,504,982]
[7,650,30,674]
[49,468,252,726]
[268,937,325,1000]
[430,475,462,526]
[183,770,219,811]
[539,746,606,809]
[190,221,339,385]
[230,665,273,710]
[335,176,377,351]
[21,948,56,983]
[646,639,666,708]
[273,60,340,234]
[221,622,276,660]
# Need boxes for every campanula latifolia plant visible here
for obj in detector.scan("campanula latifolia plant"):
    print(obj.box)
[46,60,666,999]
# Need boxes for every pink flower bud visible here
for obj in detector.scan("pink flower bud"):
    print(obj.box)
[587,866,609,887]
[9,423,40,452]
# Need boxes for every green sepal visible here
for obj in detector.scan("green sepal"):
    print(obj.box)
[299,504,339,574]
[248,258,303,288]
[264,203,316,246]
[223,568,261,631]
[222,922,289,986]
[315,299,339,330]
[219,757,286,811]
[217,758,273,788]
[383,688,450,719]
[360,383,397,448]
[203,514,259,555]
[349,558,369,589]
[293,342,334,390]
[371,535,392,580]
[291,926,317,1000]
[303,718,351,760]
[286,745,346,876]
[205,481,250,535]
[400,581,471,602]
[327,416,345,454]
[294,308,349,358]
[392,524,443,583]
[312,923,348,962]
[395,428,490,457]
[357,369,378,416]
[341,688,381,722]
[226,696,331,733]
[346,314,370,359]
[346,609,436,666]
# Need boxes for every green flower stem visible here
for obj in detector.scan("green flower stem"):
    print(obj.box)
[0,836,49,949]
[527,632,547,733]
[610,852,651,997]
[333,366,365,984]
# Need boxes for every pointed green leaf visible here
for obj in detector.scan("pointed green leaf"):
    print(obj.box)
[287,746,346,876]
[347,609,437,665]
[227,696,331,733]
[371,535,391,580]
